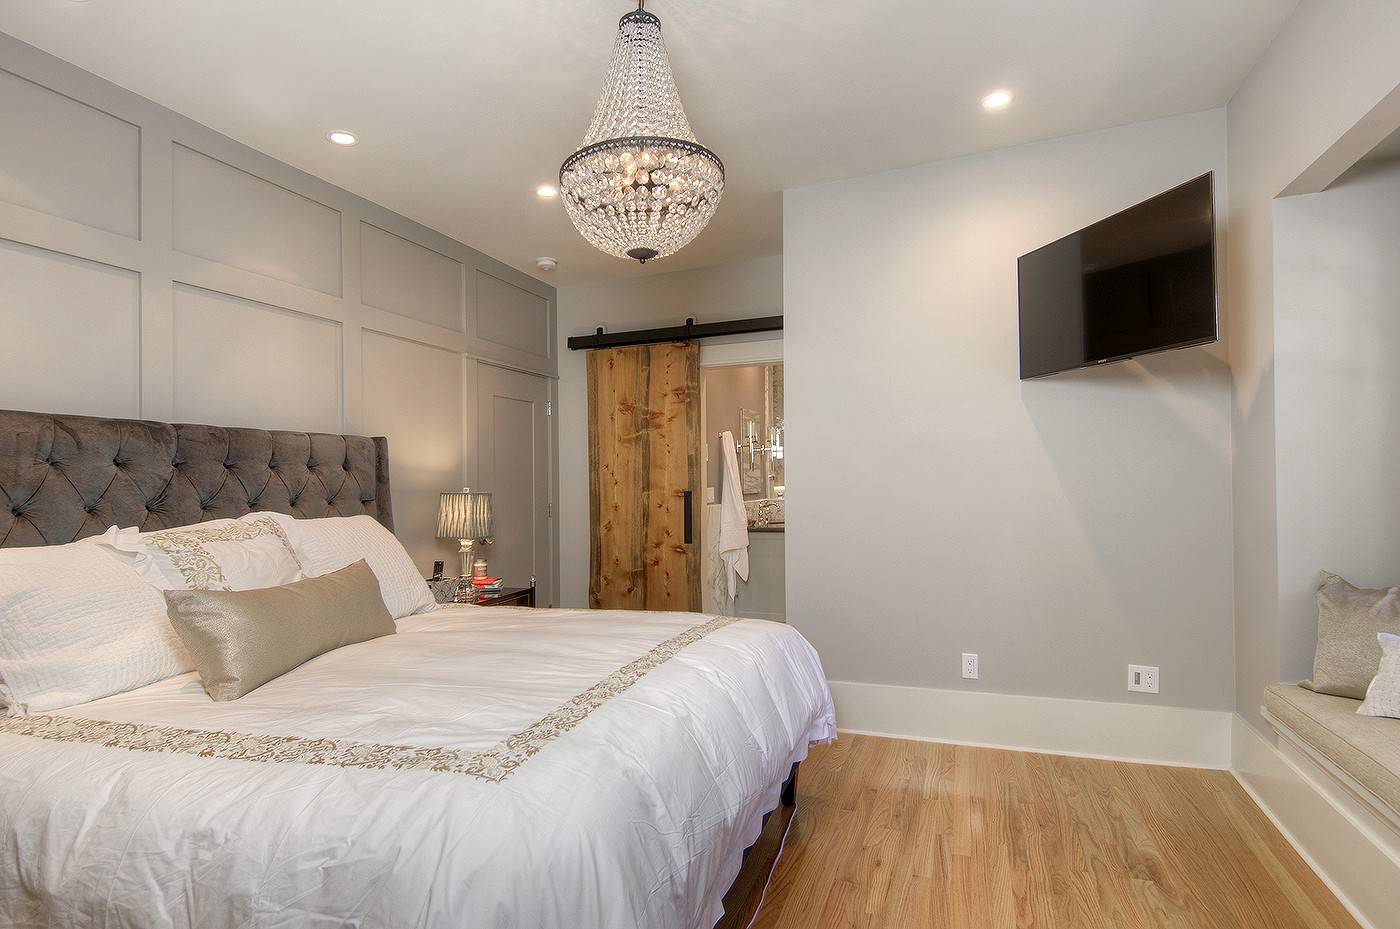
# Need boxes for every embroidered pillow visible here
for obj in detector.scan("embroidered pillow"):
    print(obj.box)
[266,514,435,619]
[165,560,394,701]
[96,515,304,592]
[1358,633,1400,719]
[0,537,190,714]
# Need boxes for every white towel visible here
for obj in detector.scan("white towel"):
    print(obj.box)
[717,431,750,600]
[702,503,730,615]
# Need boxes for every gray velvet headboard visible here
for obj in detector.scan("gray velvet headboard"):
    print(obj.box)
[0,409,393,548]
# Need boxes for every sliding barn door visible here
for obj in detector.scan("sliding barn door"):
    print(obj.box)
[587,342,700,611]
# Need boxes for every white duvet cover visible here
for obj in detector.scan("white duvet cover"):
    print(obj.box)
[0,607,834,929]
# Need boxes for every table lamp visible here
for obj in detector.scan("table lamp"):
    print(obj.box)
[436,487,493,603]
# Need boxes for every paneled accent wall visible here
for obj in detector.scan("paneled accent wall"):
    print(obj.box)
[0,34,558,594]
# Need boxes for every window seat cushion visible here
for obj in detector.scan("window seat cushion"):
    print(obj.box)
[1264,682,1400,818]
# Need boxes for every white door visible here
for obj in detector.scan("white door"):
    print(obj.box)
[477,363,552,601]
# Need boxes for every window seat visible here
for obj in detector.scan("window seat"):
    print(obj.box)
[1262,683,1400,830]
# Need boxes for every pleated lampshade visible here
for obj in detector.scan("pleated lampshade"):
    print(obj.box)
[436,488,493,541]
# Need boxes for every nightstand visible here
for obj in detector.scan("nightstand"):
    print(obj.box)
[427,577,535,607]
[476,586,536,608]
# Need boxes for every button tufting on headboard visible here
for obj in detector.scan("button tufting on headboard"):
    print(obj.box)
[0,409,393,547]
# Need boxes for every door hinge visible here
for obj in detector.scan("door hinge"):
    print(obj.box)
[546,401,552,416]
[547,501,553,518]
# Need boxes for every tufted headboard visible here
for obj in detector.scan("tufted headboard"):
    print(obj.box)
[0,409,393,548]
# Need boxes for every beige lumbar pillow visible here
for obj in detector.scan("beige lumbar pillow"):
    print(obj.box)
[1302,572,1400,699]
[165,559,394,701]
[1358,633,1400,719]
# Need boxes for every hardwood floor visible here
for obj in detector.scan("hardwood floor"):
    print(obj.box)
[749,734,1359,929]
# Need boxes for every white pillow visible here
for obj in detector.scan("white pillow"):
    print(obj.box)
[0,538,190,714]
[1358,632,1400,719]
[95,514,304,591]
[267,514,435,620]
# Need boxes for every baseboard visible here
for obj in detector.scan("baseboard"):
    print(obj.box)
[1230,714,1400,929]
[828,679,1232,769]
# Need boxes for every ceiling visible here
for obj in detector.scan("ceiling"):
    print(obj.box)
[1363,126,1400,162]
[0,0,1297,285]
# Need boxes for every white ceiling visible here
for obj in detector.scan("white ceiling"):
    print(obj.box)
[0,0,1297,285]
[1364,126,1400,162]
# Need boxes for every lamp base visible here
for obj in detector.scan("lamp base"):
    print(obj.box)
[453,578,480,604]
[453,539,479,603]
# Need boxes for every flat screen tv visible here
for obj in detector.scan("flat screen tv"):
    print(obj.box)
[1017,172,1217,379]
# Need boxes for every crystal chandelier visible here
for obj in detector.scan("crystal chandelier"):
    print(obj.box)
[559,1,724,264]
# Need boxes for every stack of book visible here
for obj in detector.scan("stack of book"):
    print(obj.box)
[471,576,503,594]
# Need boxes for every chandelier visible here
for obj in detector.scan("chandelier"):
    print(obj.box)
[559,1,724,264]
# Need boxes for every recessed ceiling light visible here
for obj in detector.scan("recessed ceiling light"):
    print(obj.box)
[981,90,1013,111]
[326,130,357,146]
[536,184,559,200]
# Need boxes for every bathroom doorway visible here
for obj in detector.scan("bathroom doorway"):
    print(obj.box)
[700,348,785,622]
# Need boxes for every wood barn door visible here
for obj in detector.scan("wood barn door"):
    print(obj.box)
[587,342,700,611]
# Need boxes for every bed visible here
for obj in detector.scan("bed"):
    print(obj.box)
[0,409,835,929]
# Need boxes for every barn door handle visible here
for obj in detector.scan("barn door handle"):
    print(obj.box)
[683,490,693,545]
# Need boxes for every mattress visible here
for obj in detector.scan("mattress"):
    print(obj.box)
[0,606,835,929]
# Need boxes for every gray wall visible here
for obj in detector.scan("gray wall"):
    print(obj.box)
[1224,0,1400,731]
[0,34,558,581]
[1274,156,1400,682]
[555,255,784,607]
[784,109,1236,711]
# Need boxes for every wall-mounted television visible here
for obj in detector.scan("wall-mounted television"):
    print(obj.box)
[1017,172,1217,379]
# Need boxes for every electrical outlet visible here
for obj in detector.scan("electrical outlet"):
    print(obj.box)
[962,653,979,680]
[1128,664,1159,694]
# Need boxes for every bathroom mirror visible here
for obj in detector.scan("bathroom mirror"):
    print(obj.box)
[701,360,786,529]
[766,363,784,500]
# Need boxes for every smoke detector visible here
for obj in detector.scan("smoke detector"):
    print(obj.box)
[535,257,558,273]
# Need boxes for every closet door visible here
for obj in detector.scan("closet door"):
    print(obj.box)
[477,362,552,598]
[587,342,700,611]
